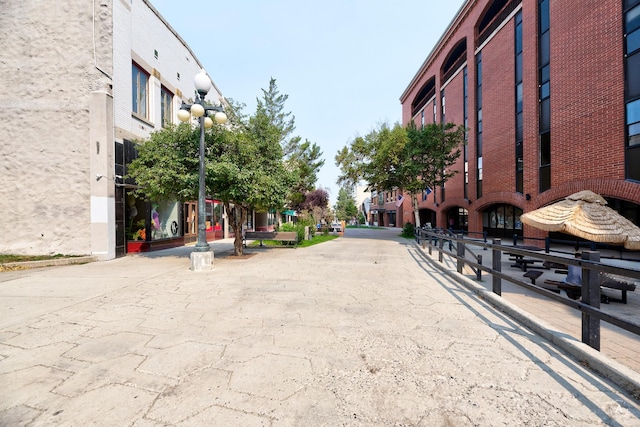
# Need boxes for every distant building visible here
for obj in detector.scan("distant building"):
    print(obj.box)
[1,0,226,259]
[370,189,404,227]
[354,185,371,223]
[400,0,640,238]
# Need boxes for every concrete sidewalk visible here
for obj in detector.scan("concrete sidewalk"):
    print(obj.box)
[417,235,640,374]
[1,228,639,426]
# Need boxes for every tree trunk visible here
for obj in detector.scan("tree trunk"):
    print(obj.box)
[412,193,421,228]
[225,202,246,256]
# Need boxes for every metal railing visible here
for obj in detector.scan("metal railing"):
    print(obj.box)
[416,228,640,351]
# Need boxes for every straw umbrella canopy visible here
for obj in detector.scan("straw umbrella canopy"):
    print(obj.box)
[520,190,640,250]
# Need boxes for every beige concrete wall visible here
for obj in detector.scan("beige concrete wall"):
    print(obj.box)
[0,1,114,255]
[90,91,116,260]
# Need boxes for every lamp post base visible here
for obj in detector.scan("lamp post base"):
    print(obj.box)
[190,250,213,271]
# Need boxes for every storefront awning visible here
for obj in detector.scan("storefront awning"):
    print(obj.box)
[282,209,296,216]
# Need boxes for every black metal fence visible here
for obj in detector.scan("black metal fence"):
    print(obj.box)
[416,228,640,351]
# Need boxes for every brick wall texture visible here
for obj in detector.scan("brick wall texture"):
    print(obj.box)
[400,0,639,236]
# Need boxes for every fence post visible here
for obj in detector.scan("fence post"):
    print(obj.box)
[513,234,518,246]
[438,236,444,263]
[492,238,502,296]
[457,234,464,274]
[483,231,488,250]
[581,251,601,350]
[545,237,550,253]
[477,254,482,281]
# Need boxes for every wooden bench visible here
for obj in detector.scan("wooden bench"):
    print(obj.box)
[243,231,298,248]
[542,260,568,270]
[600,279,636,304]
[543,279,635,303]
[543,280,582,300]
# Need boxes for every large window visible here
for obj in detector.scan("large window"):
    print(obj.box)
[476,0,521,47]
[515,11,524,194]
[411,77,436,118]
[484,204,523,238]
[476,52,483,198]
[132,63,149,119]
[441,89,446,203]
[625,0,640,181]
[538,0,551,191]
[441,39,467,83]
[463,66,469,199]
[161,86,173,128]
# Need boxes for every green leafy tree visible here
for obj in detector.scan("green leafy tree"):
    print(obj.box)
[128,96,294,256]
[335,123,406,198]
[335,123,407,192]
[334,187,358,221]
[259,78,296,155]
[211,102,294,255]
[259,78,325,206]
[335,121,464,227]
[127,123,202,202]
[403,122,464,227]
[287,140,325,210]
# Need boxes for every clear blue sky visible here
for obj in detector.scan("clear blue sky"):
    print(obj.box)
[150,0,466,204]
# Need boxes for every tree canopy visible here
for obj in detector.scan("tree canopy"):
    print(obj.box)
[334,187,358,221]
[127,80,301,255]
[258,78,325,210]
[335,121,465,227]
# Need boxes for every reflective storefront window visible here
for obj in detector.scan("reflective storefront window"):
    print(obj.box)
[151,200,181,240]
[484,204,523,238]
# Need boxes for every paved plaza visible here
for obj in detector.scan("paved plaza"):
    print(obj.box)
[1,228,639,426]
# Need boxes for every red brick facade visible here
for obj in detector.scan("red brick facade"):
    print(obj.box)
[399,0,639,239]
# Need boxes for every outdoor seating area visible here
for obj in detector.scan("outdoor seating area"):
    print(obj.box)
[416,225,640,366]
[243,231,298,248]
[506,245,547,271]
[523,270,544,284]
[540,278,636,304]
[509,257,545,272]
[510,250,638,304]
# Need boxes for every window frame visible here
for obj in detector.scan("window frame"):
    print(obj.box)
[132,63,149,120]
[160,86,174,128]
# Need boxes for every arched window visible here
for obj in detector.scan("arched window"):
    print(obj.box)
[411,77,436,118]
[476,0,521,47]
[441,39,467,83]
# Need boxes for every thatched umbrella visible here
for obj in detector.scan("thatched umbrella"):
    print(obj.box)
[520,190,640,250]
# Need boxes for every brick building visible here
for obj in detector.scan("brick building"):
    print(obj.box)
[399,0,640,241]
[0,1,226,259]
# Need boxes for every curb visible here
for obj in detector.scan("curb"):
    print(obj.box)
[414,242,640,399]
[0,255,98,271]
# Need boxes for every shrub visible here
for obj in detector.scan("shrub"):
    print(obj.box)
[401,222,416,238]
[280,222,304,244]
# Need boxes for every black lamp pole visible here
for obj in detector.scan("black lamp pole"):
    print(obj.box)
[178,70,227,260]
[195,92,208,252]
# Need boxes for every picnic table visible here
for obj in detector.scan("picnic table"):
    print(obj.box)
[506,245,545,272]
[543,276,637,304]
[510,258,544,272]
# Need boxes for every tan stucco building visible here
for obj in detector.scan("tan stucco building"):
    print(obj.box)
[0,0,225,259]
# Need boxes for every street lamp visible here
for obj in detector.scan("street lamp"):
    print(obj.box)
[178,69,227,271]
